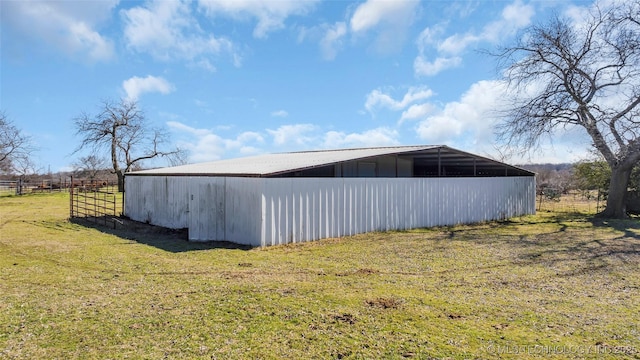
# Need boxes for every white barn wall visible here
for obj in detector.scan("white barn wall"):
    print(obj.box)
[126,176,264,246]
[258,176,534,246]
[125,176,190,229]
[125,176,535,247]
[188,177,226,241]
[224,178,263,245]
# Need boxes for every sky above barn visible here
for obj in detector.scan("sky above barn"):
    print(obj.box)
[1,0,599,172]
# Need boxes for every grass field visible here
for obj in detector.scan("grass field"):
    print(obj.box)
[1,192,639,359]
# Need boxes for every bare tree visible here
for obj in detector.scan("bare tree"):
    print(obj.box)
[73,99,186,192]
[72,155,109,180]
[494,0,640,218]
[12,156,39,195]
[0,112,35,174]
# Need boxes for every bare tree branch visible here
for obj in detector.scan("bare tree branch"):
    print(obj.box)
[0,111,37,175]
[491,0,640,218]
[73,99,187,191]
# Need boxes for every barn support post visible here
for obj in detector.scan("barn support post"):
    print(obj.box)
[395,155,398,177]
[438,148,442,177]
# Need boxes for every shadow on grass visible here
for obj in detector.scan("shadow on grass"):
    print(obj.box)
[511,212,640,276]
[425,211,640,276]
[70,217,253,253]
[588,216,640,240]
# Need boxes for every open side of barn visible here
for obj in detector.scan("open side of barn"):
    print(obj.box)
[124,146,536,246]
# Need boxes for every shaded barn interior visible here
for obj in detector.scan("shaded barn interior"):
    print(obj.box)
[274,147,530,178]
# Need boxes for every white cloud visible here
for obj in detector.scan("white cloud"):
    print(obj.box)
[198,0,319,38]
[300,0,417,60]
[564,3,592,25]
[350,0,419,33]
[400,103,434,124]
[320,22,347,60]
[122,75,174,101]
[70,22,114,61]
[365,86,434,113]
[414,0,534,77]
[416,24,447,53]
[271,110,289,118]
[166,120,407,164]
[263,124,401,152]
[501,0,536,29]
[167,121,264,162]
[267,124,318,146]
[295,21,347,60]
[122,0,236,68]
[412,77,590,164]
[322,127,399,149]
[414,56,462,76]
[416,115,465,143]
[437,33,478,55]
[3,0,116,62]
[349,0,419,53]
[168,120,404,163]
[416,80,506,143]
[439,0,534,55]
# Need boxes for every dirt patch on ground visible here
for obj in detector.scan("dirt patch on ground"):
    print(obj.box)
[366,297,404,309]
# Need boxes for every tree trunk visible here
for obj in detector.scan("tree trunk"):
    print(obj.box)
[597,166,632,218]
[116,170,125,193]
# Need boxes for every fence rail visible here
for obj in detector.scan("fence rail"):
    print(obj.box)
[0,178,85,195]
[0,180,18,196]
[70,178,123,228]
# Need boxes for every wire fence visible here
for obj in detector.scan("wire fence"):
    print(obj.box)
[0,178,82,196]
[69,178,123,228]
[0,180,19,196]
[536,190,605,214]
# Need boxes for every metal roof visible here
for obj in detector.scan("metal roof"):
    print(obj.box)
[127,145,534,177]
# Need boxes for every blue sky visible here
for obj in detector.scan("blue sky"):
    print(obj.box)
[1,0,596,172]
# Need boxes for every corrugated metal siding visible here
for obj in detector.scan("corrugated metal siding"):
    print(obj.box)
[125,176,190,229]
[224,178,262,245]
[125,176,535,246]
[188,177,226,241]
[258,177,535,246]
[126,176,263,245]
[262,178,346,246]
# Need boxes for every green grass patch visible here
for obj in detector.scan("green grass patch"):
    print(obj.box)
[1,193,639,359]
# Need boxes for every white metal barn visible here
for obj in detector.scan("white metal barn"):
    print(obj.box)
[124,145,536,246]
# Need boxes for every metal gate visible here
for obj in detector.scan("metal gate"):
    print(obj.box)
[69,177,123,228]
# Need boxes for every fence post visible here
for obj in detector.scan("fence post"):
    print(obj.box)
[93,181,97,220]
[122,177,125,218]
[70,176,74,218]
